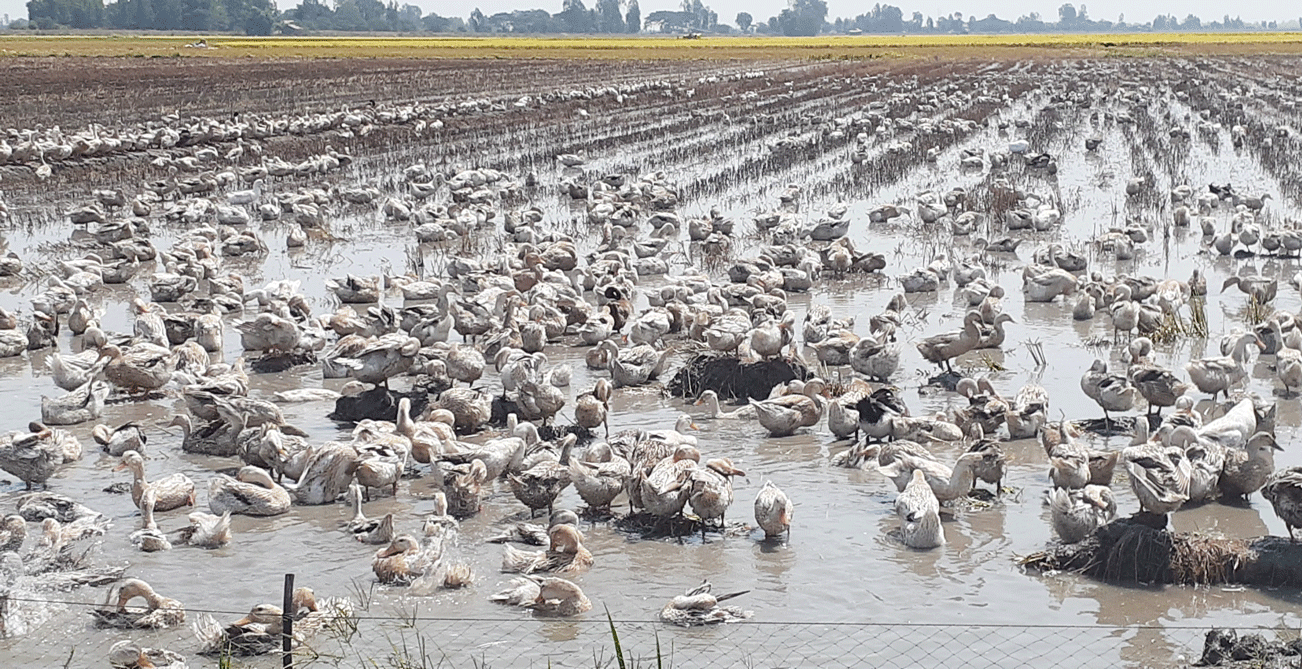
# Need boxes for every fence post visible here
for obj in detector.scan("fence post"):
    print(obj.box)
[282,573,295,669]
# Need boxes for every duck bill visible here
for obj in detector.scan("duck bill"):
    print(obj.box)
[112,462,128,472]
[231,615,254,627]
[376,542,403,558]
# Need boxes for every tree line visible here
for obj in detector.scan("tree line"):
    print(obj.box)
[16,0,1293,36]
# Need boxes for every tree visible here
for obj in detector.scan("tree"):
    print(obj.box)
[1058,3,1076,25]
[467,6,485,31]
[735,10,750,31]
[596,0,622,32]
[624,0,639,32]
[777,0,825,36]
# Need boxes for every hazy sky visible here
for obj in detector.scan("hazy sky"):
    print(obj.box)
[1,0,1293,29]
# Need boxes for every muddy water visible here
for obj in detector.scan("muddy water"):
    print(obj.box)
[3,68,1302,668]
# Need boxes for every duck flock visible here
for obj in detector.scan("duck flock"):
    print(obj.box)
[2,55,1302,666]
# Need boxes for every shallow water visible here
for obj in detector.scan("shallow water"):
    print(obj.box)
[2,57,1302,668]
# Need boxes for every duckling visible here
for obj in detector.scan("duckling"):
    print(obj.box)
[114,450,197,512]
[659,580,752,626]
[1049,485,1117,543]
[208,466,291,516]
[896,469,945,549]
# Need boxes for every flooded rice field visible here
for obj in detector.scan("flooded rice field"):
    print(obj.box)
[2,54,1302,667]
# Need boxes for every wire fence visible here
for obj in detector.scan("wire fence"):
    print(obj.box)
[0,586,1270,669]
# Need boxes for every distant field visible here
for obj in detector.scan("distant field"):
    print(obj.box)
[2,32,1302,60]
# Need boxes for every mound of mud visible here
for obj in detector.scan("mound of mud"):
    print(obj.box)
[1195,629,1302,667]
[1021,517,1302,587]
[667,353,808,402]
[328,386,429,423]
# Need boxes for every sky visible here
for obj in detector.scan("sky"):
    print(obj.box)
[1,0,1294,28]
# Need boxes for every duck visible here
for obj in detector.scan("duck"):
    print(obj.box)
[507,434,576,517]
[434,387,493,433]
[500,523,592,575]
[0,424,73,489]
[1080,359,1136,427]
[40,379,110,426]
[895,469,944,549]
[915,311,983,372]
[597,339,674,388]
[131,488,172,552]
[334,334,422,388]
[47,349,107,391]
[208,466,291,516]
[108,640,187,669]
[658,580,753,626]
[372,534,440,585]
[753,480,793,540]
[1219,432,1281,499]
[327,273,381,303]
[489,576,592,616]
[193,603,287,656]
[640,445,701,519]
[1005,384,1049,440]
[855,386,910,442]
[436,458,489,518]
[1126,347,1190,417]
[235,312,301,353]
[974,313,1016,350]
[749,378,827,437]
[1122,439,1191,519]
[1165,425,1225,504]
[100,343,174,394]
[93,422,147,456]
[114,450,197,512]
[92,578,186,629]
[168,414,238,456]
[879,451,986,503]
[848,332,900,382]
[1263,467,1302,541]
[174,510,231,548]
[1187,332,1261,401]
[694,389,756,419]
[569,443,631,512]
[688,458,746,528]
[352,424,410,499]
[1048,485,1117,543]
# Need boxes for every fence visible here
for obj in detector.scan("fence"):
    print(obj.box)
[0,585,1265,669]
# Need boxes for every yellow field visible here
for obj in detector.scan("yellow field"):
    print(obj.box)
[2,32,1302,60]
